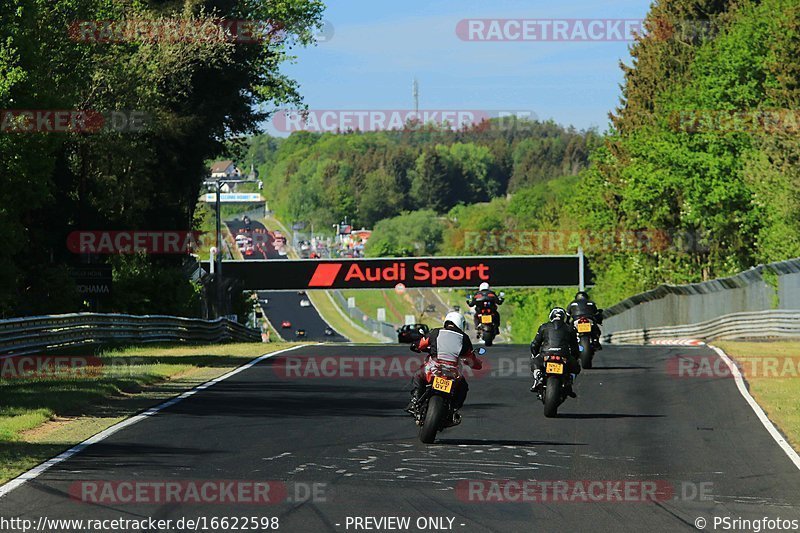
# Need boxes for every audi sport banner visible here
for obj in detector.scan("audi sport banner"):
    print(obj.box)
[206,256,592,291]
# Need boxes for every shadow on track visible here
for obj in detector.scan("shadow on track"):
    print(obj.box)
[587,365,652,370]
[556,413,665,419]
[436,438,586,447]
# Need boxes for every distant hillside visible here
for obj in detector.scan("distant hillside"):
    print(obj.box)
[243,120,600,229]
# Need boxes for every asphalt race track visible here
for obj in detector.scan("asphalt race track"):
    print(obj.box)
[259,290,347,343]
[2,344,799,532]
[226,217,346,342]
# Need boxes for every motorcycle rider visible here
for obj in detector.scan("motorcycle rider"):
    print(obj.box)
[405,311,483,416]
[567,291,603,350]
[530,307,581,397]
[466,282,504,337]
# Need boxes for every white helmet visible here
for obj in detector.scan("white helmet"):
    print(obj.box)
[444,311,466,331]
[479,282,490,291]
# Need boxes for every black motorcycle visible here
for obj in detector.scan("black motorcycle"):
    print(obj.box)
[476,308,498,346]
[468,293,503,346]
[537,353,573,418]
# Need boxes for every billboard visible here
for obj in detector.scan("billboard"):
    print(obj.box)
[206,256,592,291]
[201,193,264,203]
[69,265,113,297]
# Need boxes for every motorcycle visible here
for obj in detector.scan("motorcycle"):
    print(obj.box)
[477,308,498,346]
[468,293,503,346]
[413,341,486,444]
[537,353,573,418]
[573,316,595,369]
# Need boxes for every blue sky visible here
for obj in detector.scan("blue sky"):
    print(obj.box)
[264,0,654,135]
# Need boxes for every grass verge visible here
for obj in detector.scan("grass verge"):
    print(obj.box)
[341,289,417,324]
[714,340,800,451]
[306,291,381,343]
[0,342,296,484]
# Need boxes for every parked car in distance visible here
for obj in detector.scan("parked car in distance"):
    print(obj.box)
[300,299,311,307]
[397,323,430,344]
[295,329,306,338]
[281,320,291,328]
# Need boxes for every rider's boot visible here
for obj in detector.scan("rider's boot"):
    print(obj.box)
[404,390,422,414]
[530,369,544,393]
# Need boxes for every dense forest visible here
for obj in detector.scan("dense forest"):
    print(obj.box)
[247,121,600,229]
[578,0,800,304]
[0,0,324,317]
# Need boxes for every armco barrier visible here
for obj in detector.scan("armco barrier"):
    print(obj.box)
[603,257,800,334]
[0,313,260,356]
[605,309,800,344]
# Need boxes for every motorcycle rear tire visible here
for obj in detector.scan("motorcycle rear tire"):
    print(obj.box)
[580,336,594,369]
[544,376,562,418]
[419,395,445,444]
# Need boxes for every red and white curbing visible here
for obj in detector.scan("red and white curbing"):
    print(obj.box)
[647,339,705,346]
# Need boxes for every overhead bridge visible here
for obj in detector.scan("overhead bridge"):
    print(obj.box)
[203,255,593,291]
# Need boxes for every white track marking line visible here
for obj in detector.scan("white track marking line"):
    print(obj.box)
[709,344,800,471]
[0,344,313,499]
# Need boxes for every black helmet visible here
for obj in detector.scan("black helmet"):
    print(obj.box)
[549,307,567,322]
[575,291,589,300]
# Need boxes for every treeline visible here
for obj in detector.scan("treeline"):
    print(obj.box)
[579,0,800,302]
[375,0,800,306]
[0,1,323,317]
[249,120,600,229]
[365,0,800,339]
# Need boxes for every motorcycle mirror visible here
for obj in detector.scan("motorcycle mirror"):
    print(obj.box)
[499,292,505,298]
[478,347,487,355]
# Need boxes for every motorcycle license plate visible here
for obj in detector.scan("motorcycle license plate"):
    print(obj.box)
[546,362,564,374]
[481,314,493,324]
[577,323,592,333]
[432,377,453,393]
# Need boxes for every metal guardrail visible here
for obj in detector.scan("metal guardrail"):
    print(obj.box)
[603,258,800,318]
[330,290,395,342]
[604,310,800,344]
[0,313,261,356]
[602,257,800,334]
